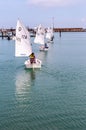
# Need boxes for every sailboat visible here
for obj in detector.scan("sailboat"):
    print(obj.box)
[15,19,42,69]
[34,24,49,51]
[46,27,54,42]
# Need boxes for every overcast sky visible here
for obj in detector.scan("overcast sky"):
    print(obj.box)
[0,0,86,28]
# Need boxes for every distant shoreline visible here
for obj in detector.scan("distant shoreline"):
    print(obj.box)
[0,27,86,35]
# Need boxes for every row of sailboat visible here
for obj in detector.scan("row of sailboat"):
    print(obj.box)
[34,24,54,51]
[15,19,54,69]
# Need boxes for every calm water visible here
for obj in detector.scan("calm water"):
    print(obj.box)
[0,32,86,130]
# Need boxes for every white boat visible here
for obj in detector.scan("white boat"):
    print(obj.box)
[15,19,42,69]
[46,27,54,42]
[24,58,41,68]
[34,24,49,51]
[39,45,48,51]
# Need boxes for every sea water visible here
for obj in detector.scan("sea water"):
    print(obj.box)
[0,32,86,130]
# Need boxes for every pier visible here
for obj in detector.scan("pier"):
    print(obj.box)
[0,28,15,40]
[53,28,86,32]
[0,28,35,40]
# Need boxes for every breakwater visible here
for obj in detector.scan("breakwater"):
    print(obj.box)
[54,28,86,32]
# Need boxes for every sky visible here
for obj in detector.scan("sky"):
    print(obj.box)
[0,0,86,28]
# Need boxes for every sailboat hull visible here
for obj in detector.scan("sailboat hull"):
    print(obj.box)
[24,59,42,69]
[39,46,48,51]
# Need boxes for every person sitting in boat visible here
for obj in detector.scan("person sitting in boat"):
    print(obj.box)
[44,43,48,48]
[51,35,54,41]
[29,52,36,64]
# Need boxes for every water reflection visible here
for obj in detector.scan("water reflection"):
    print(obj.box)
[38,51,48,63]
[15,69,35,101]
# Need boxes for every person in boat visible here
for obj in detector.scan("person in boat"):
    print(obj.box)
[44,43,48,48]
[51,35,54,41]
[29,52,36,64]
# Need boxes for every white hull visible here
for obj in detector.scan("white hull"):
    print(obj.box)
[24,58,42,69]
[39,46,48,51]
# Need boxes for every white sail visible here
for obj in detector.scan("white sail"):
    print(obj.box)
[15,20,32,57]
[46,27,54,40]
[34,24,45,45]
